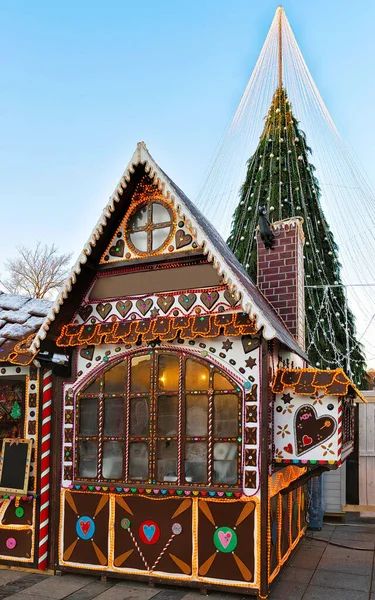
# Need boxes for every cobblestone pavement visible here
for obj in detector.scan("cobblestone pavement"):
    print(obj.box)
[0,521,374,600]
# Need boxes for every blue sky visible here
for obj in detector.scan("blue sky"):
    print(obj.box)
[0,0,374,266]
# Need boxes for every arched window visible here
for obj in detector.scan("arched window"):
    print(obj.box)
[75,351,242,488]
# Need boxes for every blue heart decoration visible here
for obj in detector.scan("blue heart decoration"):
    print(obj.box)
[143,524,156,542]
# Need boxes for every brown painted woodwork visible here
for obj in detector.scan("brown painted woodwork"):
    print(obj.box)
[197,499,255,582]
[113,496,192,574]
[89,264,223,300]
[2,499,33,525]
[63,492,109,566]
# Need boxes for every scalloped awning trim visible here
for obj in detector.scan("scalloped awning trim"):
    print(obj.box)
[272,368,366,402]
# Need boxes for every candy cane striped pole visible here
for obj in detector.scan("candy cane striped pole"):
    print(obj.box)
[38,369,52,570]
[337,401,343,467]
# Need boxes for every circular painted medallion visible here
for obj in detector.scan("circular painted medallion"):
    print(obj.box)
[172,522,182,536]
[139,520,160,545]
[76,516,95,540]
[121,518,131,530]
[213,526,237,553]
[6,537,16,550]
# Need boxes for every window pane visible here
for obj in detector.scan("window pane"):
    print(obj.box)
[157,395,178,436]
[213,372,235,390]
[131,355,151,393]
[129,205,148,229]
[79,398,98,435]
[186,394,208,436]
[213,442,238,484]
[214,394,238,437]
[104,397,124,436]
[185,442,207,483]
[102,441,124,479]
[152,226,171,251]
[158,354,179,391]
[130,397,149,436]
[157,441,177,482]
[104,363,126,393]
[82,377,100,394]
[185,359,209,391]
[129,442,148,480]
[129,231,148,252]
[152,203,170,224]
[79,441,97,478]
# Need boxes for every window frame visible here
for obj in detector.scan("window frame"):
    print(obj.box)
[125,197,174,256]
[74,350,243,490]
[0,379,25,440]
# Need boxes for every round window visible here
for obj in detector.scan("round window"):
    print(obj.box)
[126,200,174,255]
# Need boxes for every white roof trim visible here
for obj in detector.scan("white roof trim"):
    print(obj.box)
[31,142,278,353]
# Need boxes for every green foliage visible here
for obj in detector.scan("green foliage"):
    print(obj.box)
[227,87,367,387]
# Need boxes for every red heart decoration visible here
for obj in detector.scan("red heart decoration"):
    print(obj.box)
[80,520,90,536]
[284,443,293,454]
[295,405,336,456]
[302,435,313,446]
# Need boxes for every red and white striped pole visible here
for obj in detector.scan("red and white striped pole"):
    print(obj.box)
[337,401,343,467]
[38,369,52,570]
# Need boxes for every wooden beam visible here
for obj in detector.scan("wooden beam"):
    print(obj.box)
[343,504,375,512]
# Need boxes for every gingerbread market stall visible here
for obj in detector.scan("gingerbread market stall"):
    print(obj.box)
[27,142,362,598]
[0,292,52,569]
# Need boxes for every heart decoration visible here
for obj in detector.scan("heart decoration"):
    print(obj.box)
[76,516,95,540]
[294,405,337,456]
[96,303,112,320]
[139,520,160,545]
[79,345,95,361]
[143,524,155,541]
[284,443,293,454]
[214,526,237,553]
[78,305,93,322]
[116,300,132,318]
[241,334,261,354]
[109,239,125,257]
[136,298,153,316]
[200,291,219,310]
[218,530,232,549]
[302,435,313,446]
[175,229,193,249]
[224,289,241,307]
[80,520,90,536]
[157,296,174,313]
[178,293,197,311]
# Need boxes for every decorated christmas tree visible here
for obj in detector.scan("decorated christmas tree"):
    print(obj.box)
[227,86,367,386]
[10,400,21,420]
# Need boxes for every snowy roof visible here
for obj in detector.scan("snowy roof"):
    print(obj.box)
[30,142,307,359]
[0,292,52,365]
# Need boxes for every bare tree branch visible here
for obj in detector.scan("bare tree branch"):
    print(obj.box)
[0,243,73,299]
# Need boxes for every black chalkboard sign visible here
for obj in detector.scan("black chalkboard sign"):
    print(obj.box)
[0,439,32,494]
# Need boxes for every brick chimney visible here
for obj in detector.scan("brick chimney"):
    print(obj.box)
[257,217,305,349]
